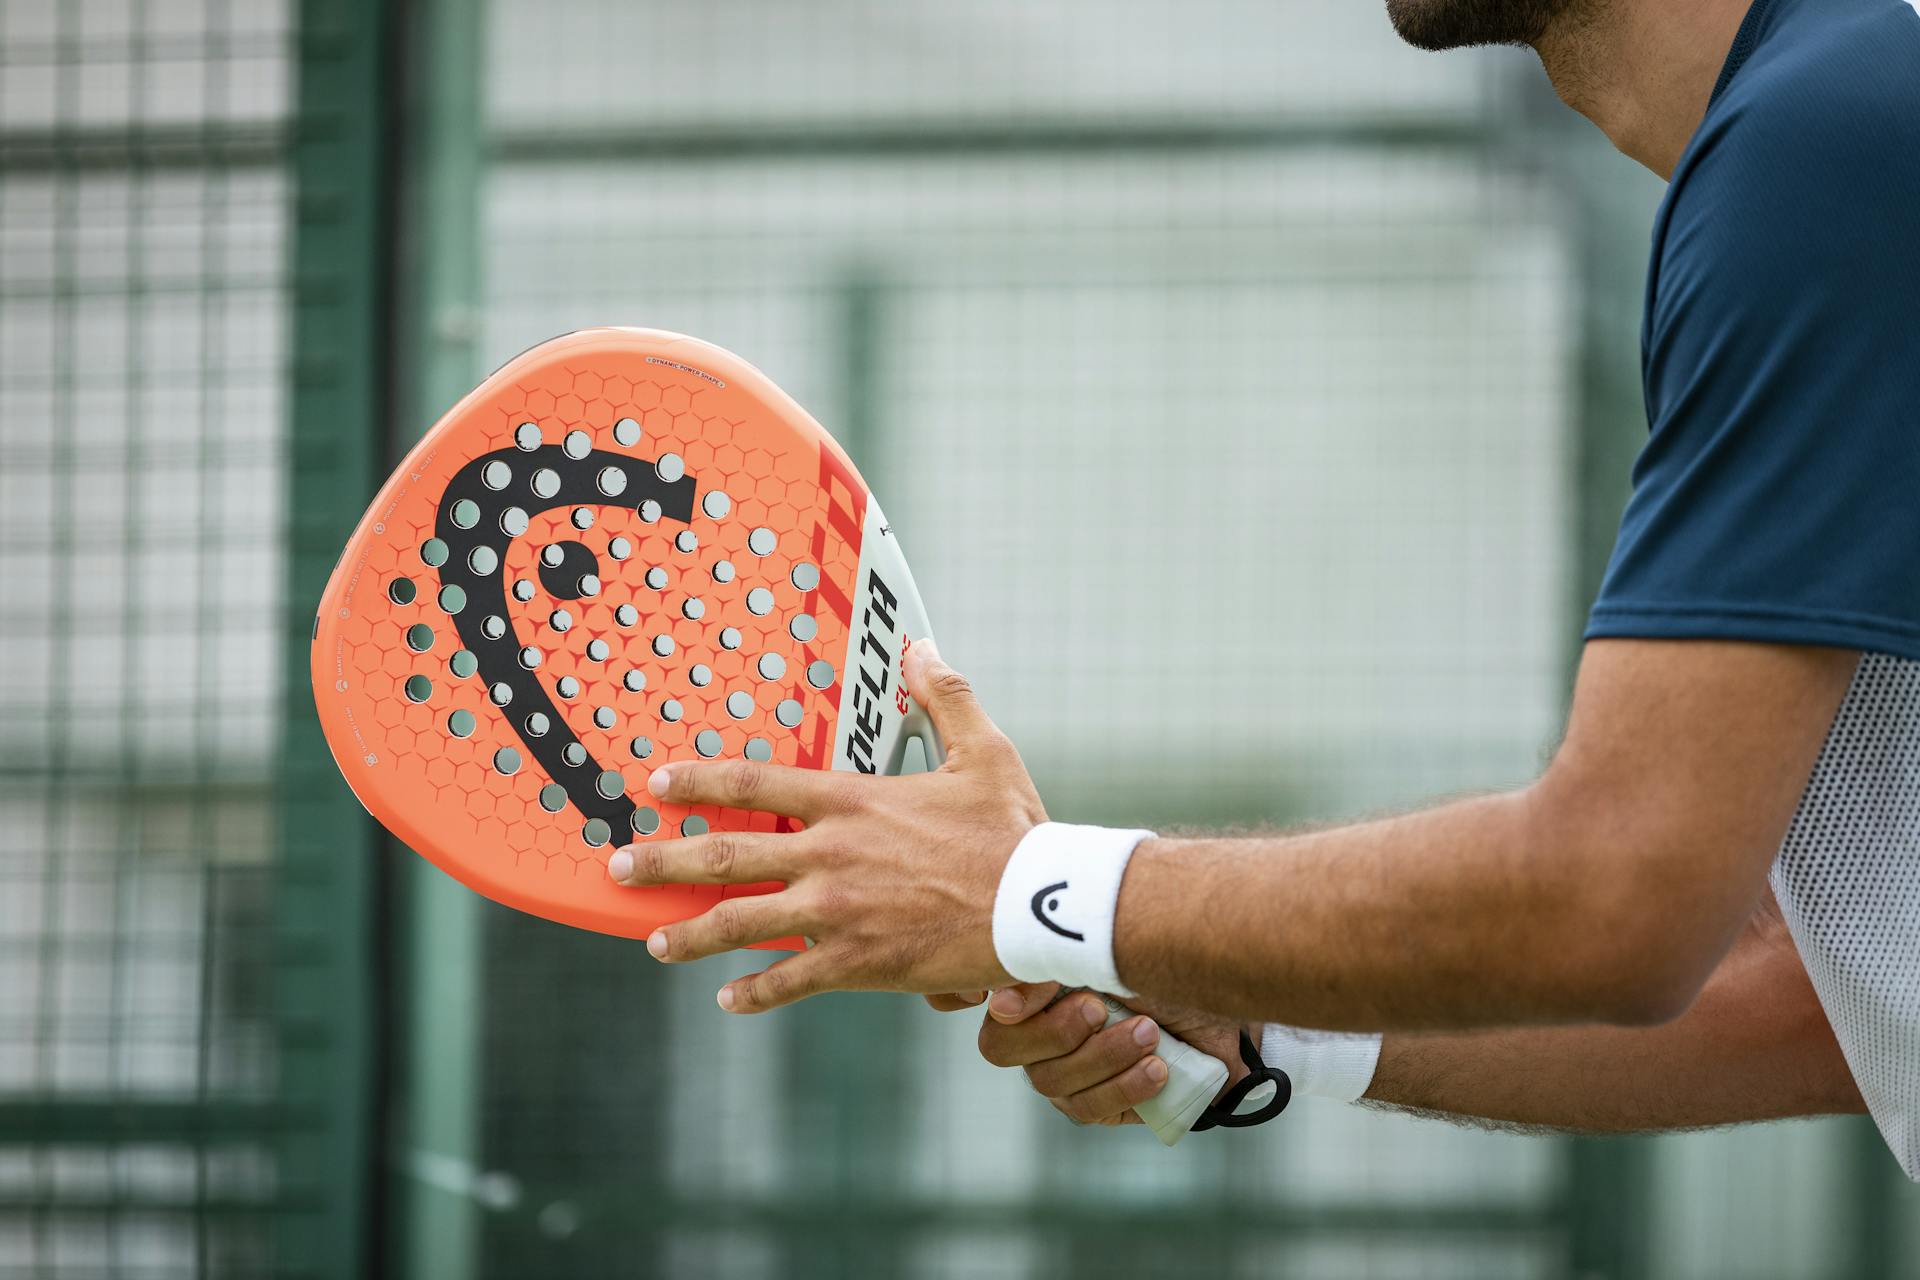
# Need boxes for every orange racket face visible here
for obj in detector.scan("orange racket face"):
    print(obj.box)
[312,329,935,941]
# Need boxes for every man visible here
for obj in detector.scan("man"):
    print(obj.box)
[604,0,1920,1174]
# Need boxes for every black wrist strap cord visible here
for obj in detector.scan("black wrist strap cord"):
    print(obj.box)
[1191,1028,1292,1131]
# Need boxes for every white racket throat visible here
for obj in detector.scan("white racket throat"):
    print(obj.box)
[829,495,942,774]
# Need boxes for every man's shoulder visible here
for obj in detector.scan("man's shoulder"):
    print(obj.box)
[1662,0,1920,283]
[1708,0,1920,173]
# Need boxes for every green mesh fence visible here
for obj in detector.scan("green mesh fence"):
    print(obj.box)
[0,0,378,1276]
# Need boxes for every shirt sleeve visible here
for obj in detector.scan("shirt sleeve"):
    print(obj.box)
[1586,66,1920,663]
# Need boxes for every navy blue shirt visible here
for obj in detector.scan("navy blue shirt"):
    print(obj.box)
[1586,0,1920,661]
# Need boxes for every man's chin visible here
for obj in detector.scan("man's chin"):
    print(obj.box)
[1383,0,1567,51]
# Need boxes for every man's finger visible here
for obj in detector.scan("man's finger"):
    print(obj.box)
[646,759,834,818]
[1025,1015,1160,1099]
[717,949,831,1014]
[1054,1055,1171,1125]
[903,638,1002,756]
[607,831,791,887]
[987,982,1062,1024]
[646,892,802,963]
[1053,1099,1142,1127]
[925,992,988,1012]
[977,991,1107,1068]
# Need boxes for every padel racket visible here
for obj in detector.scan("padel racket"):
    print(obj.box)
[311,328,1229,1143]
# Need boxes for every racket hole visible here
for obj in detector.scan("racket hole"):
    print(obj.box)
[597,466,628,497]
[576,575,601,597]
[593,706,616,729]
[514,422,541,451]
[631,806,660,834]
[790,563,820,592]
[674,531,697,554]
[437,585,467,614]
[608,537,633,561]
[447,709,476,738]
[638,499,662,524]
[531,468,560,499]
[562,742,587,767]
[775,700,803,728]
[450,649,478,679]
[482,460,512,490]
[517,646,542,670]
[586,639,610,662]
[571,506,595,531]
[651,635,674,658]
[655,453,685,483]
[614,604,638,627]
[718,627,742,651]
[712,559,735,584]
[550,610,573,633]
[493,747,521,775]
[694,730,723,758]
[501,507,530,537]
[468,546,499,576]
[807,660,835,689]
[388,577,417,605]
[525,712,550,737]
[513,579,535,602]
[405,623,434,653]
[556,676,580,700]
[629,736,654,760]
[541,545,565,568]
[789,614,818,643]
[489,682,513,706]
[583,818,612,847]
[744,737,772,762]
[701,491,731,519]
[563,430,591,460]
[595,769,624,799]
[622,670,646,693]
[481,615,506,640]
[745,588,773,616]
[539,783,566,813]
[450,500,480,529]
[404,674,434,703]
[756,654,786,681]
[747,528,776,556]
[614,417,641,446]
[660,699,683,722]
[726,691,753,719]
[689,664,712,688]
[419,538,449,567]
[682,597,705,621]
[680,815,708,837]
[645,567,668,591]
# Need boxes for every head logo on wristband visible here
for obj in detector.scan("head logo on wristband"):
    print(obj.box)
[1030,880,1085,941]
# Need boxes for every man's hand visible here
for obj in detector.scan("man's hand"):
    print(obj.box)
[605,640,1045,1012]
[959,982,1252,1126]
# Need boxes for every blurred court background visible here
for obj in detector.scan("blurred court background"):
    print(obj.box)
[3,0,1917,1276]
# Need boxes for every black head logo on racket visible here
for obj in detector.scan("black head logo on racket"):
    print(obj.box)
[428,426,697,845]
[1030,880,1085,942]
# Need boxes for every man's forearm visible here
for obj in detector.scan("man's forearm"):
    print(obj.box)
[1114,789,1704,1030]
[1109,642,1855,1032]
[1361,903,1863,1131]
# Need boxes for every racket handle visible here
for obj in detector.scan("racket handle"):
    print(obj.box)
[1093,993,1230,1146]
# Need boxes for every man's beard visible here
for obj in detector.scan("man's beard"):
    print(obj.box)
[1384,0,1582,50]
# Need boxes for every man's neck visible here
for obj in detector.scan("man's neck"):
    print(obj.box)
[1534,0,1756,178]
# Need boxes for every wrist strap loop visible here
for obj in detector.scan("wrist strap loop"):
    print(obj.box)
[1191,1029,1292,1132]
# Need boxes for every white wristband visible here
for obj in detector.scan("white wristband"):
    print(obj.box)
[992,822,1153,997]
[1260,1024,1383,1104]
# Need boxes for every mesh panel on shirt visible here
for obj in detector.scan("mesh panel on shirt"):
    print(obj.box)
[1770,651,1920,1178]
